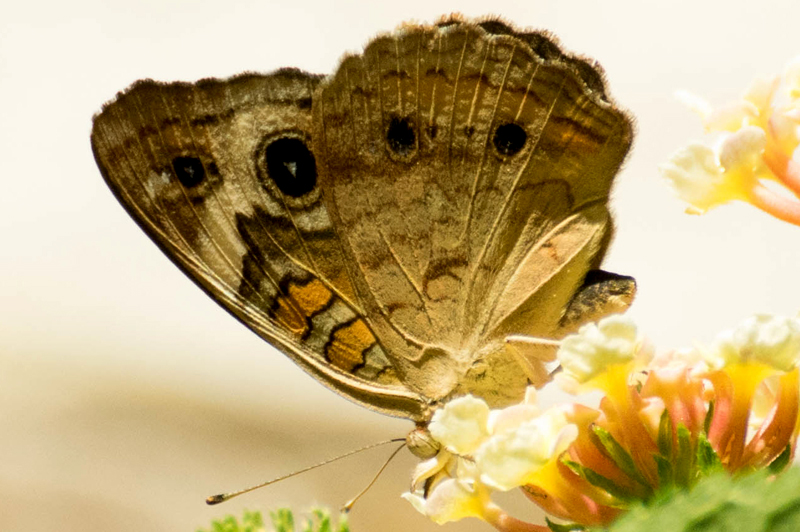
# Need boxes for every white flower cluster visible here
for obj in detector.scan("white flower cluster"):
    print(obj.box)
[660,56,800,215]
[403,388,577,524]
[402,311,800,527]
[555,315,648,393]
[705,313,800,372]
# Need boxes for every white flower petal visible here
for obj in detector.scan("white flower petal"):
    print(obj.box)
[744,75,779,112]
[404,479,489,525]
[675,90,713,120]
[705,101,760,131]
[410,451,451,491]
[718,126,766,172]
[429,395,490,454]
[651,346,711,376]
[475,409,577,491]
[487,387,540,435]
[781,57,800,100]
[488,402,541,436]
[401,492,428,515]
[708,314,800,371]
[557,315,642,383]
[660,144,728,212]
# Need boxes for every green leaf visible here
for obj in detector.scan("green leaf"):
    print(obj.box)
[197,511,266,532]
[592,426,651,491]
[546,517,586,531]
[561,458,636,502]
[674,425,693,487]
[243,510,266,532]
[608,467,800,532]
[199,508,347,532]
[703,400,715,435]
[270,509,294,532]
[335,512,349,532]
[695,432,722,476]
[653,454,673,488]
[657,410,673,458]
[768,444,792,474]
[311,508,331,532]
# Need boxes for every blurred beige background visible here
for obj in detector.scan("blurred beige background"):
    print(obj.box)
[2,0,799,530]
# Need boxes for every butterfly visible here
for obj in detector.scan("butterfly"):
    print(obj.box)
[91,17,635,457]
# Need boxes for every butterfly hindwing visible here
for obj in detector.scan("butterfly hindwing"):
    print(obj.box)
[314,20,633,405]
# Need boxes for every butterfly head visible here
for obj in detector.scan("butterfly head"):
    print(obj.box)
[406,425,441,459]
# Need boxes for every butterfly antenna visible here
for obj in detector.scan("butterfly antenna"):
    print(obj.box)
[342,441,406,513]
[206,437,406,505]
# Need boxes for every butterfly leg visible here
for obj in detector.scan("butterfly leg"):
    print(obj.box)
[504,270,636,388]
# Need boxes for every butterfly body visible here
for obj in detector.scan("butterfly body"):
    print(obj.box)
[92,18,635,436]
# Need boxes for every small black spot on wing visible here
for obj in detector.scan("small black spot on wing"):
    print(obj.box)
[386,116,416,156]
[172,156,205,188]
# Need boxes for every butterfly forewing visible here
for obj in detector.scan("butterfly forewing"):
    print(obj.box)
[92,70,429,421]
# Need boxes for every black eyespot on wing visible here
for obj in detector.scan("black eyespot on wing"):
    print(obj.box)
[386,116,416,156]
[265,137,317,198]
[492,123,527,156]
[172,156,206,188]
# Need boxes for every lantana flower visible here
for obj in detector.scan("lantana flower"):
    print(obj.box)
[405,313,800,531]
[555,314,650,395]
[403,389,574,531]
[660,56,800,225]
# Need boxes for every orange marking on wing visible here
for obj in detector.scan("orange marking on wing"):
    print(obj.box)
[288,278,333,316]
[326,319,375,373]
[271,296,308,336]
[272,278,333,336]
[541,117,605,154]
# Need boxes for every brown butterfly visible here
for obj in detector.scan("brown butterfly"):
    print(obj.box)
[91,17,635,457]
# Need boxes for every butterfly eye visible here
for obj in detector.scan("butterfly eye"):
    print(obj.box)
[265,137,317,198]
[172,156,206,188]
[492,123,527,156]
[386,116,416,156]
